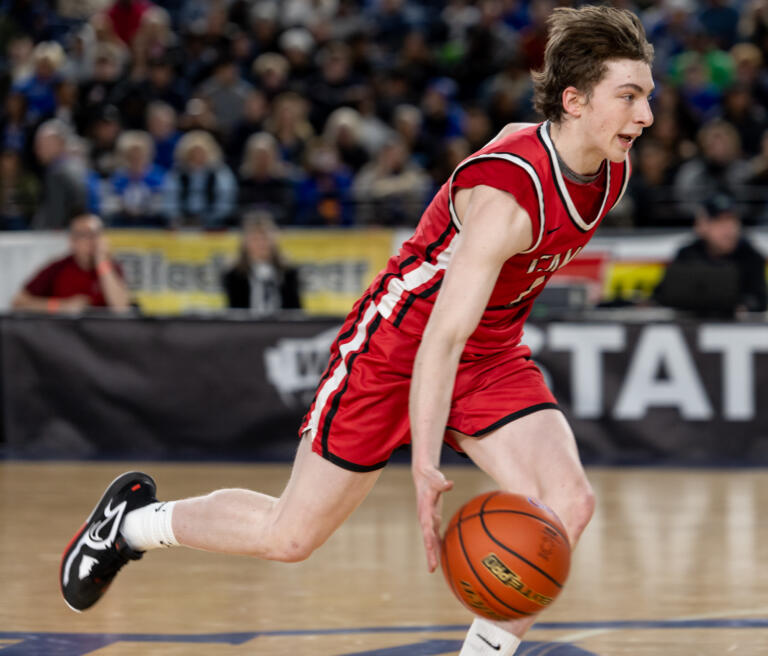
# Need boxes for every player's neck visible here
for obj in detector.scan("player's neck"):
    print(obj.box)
[548,120,604,177]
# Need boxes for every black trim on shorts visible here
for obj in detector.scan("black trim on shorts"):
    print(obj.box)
[321,312,383,459]
[447,402,561,438]
[322,450,389,472]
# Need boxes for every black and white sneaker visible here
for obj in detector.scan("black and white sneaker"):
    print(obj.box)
[60,471,157,612]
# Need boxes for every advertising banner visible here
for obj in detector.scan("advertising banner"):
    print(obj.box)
[108,229,394,316]
[2,316,767,463]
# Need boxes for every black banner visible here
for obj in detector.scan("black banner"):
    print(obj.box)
[2,315,767,463]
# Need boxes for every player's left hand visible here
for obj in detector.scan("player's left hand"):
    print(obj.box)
[413,464,454,573]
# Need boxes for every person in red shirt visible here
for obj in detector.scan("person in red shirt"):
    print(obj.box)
[105,0,154,46]
[13,213,132,314]
[61,7,654,656]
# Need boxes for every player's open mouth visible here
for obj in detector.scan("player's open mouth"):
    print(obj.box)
[618,134,636,149]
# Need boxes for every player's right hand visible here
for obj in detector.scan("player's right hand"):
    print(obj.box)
[412,464,454,573]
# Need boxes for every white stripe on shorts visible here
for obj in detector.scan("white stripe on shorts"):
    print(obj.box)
[307,299,379,441]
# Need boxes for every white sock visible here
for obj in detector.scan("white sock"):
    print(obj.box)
[459,618,521,656]
[120,501,179,551]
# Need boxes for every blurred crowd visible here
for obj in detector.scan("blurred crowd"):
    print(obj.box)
[2,0,768,231]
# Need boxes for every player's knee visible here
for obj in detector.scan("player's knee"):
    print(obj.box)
[565,484,595,542]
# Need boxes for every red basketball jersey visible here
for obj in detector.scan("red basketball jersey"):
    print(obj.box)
[364,122,630,353]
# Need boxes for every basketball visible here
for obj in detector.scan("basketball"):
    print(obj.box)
[440,491,571,621]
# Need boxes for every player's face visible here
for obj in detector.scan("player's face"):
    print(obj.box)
[582,59,655,163]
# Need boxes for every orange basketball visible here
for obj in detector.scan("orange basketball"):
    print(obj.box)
[440,491,571,621]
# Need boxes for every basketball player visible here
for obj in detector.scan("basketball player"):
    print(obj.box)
[61,7,654,655]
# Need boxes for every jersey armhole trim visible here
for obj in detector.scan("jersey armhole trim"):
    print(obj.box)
[447,153,545,254]
[614,155,630,208]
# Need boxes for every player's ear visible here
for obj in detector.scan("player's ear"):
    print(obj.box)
[561,86,586,119]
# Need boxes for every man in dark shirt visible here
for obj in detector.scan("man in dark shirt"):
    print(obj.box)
[31,119,88,230]
[655,192,767,314]
[12,213,132,313]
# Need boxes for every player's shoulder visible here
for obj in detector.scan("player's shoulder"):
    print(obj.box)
[480,122,542,152]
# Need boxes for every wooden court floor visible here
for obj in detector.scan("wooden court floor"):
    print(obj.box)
[2,461,768,655]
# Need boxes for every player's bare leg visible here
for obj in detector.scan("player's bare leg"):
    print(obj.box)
[452,409,595,655]
[61,435,382,610]
[171,434,381,560]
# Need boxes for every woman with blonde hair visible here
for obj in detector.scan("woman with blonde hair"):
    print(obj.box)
[163,130,237,227]
[99,130,168,227]
[222,211,301,313]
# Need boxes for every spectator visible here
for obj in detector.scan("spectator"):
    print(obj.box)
[352,137,429,226]
[393,103,431,168]
[226,88,268,168]
[196,54,253,139]
[237,132,295,225]
[54,77,79,127]
[353,85,395,157]
[13,41,66,124]
[251,52,290,101]
[146,101,181,171]
[674,119,751,219]
[32,119,88,229]
[99,130,168,227]
[221,211,301,315]
[277,27,316,88]
[626,138,682,228]
[264,91,314,167]
[100,0,155,47]
[114,57,188,130]
[720,83,768,157]
[63,22,98,83]
[2,35,35,91]
[87,104,122,180]
[304,42,365,132]
[293,138,354,227]
[429,135,470,189]
[731,42,768,114]
[12,213,132,313]
[462,105,494,152]
[164,129,237,228]
[0,90,31,156]
[76,42,126,136]
[420,77,466,169]
[323,107,370,174]
[130,6,180,77]
[698,0,739,50]
[0,148,39,230]
[654,192,767,313]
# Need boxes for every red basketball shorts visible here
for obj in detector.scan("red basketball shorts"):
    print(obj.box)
[298,295,558,471]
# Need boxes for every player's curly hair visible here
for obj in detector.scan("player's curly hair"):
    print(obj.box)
[532,6,654,123]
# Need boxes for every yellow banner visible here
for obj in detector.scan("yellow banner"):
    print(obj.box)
[106,229,393,316]
[602,262,667,301]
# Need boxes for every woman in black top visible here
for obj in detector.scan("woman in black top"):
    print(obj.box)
[222,212,301,314]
